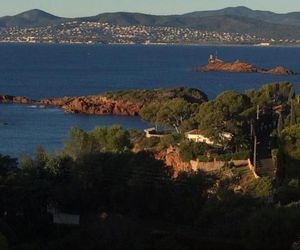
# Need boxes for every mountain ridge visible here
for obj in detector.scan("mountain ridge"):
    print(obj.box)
[1,7,300,39]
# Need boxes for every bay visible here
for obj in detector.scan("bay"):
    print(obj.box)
[0,43,300,156]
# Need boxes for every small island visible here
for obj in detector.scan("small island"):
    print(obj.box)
[192,55,298,75]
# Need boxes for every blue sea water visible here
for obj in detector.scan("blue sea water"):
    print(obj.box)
[1,43,300,156]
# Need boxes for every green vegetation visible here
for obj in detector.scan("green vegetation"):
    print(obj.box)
[179,140,208,162]
[1,82,300,250]
[63,125,131,159]
[140,98,198,133]
[104,87,208,105]
[245,177,273,198]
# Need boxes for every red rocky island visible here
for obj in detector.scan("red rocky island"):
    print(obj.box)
[193,55,297,75]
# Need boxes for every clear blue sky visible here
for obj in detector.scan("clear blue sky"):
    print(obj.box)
[2,0,300,17]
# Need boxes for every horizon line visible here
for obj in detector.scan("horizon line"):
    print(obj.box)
[2,6,300,19]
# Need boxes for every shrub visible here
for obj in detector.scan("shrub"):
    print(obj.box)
[245,177,273,198]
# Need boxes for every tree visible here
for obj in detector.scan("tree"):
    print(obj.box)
[140,98,198,133]
[245,177,273,198]
[279,125,300,179]
[139,103,160,127]
[290,102,297,126]
[246,81,295,107]
[280,125,300,161]
[63,125,131,159]
[63,127,93,159]
[277,113,284,136]
[91,125,131,152]
[195,91,251,148]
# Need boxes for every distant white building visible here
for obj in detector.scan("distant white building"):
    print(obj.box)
[144,127,170,138]
[185,129,232,147]
[185,129,215,145]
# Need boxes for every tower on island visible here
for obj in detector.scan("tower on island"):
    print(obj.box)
[208,54,223,64]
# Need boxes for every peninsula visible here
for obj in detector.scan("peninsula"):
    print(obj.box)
[192,55,298,75]
[0,87,208,116]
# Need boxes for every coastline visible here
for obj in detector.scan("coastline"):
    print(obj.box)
[1,40,300,48]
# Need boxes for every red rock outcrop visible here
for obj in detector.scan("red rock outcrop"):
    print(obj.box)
[0,87,207,117]
[40,95,142,116]
[267,66,296,75]
[0,94,142,116]
[155,146,192,177]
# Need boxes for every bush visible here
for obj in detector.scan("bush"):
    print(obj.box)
[138,137,160,150]
[214,151,250,161]
[179,141,194,162]
[179,141,209,162]
[197,155,211,162]
[156,134,183,150]
[245,177,273,198]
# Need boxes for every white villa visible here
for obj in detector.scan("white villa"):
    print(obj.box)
[185,129,232,147]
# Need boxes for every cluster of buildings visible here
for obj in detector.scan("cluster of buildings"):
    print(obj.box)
[1,21,299,45]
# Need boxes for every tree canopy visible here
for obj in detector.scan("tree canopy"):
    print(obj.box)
[140,98,198,133]
[63,125,131,159]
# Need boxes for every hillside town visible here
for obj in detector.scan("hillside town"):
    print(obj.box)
[1,21,299,45]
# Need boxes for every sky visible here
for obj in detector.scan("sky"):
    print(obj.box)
[1,0,300,17]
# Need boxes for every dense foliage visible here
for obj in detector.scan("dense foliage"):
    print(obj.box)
[140,98,198,133]
[104,87,208,105]
[1,82,300,250]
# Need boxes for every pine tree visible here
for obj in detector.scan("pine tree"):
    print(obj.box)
[288,86,295,101]
[290,102,297,126]
[277,113,284,136]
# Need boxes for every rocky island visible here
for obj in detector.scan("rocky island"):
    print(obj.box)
[192,55,297,75]
[0,95,36,104]
[0,87,208,116]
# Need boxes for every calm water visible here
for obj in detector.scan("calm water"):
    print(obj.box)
[1,43,300,156]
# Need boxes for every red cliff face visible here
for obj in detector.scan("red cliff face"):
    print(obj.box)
[1,87,207,117]
[155,146,192,177]
[0,94,142,116]
[193,57,297,75]
[40,96,142,116]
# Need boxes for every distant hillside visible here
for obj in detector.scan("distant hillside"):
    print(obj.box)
[185,6,300,27]
[1,7,300,39]
[0,9,67,28]
[81,12,300,39]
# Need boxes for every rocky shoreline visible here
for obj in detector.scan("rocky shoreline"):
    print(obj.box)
[192,56,297,75]
[0,87,207,116]
[0,95,142,116]
[0,95,36,104]
[40,96,142,116]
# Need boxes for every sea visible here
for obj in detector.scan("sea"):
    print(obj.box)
[1,43,300,157]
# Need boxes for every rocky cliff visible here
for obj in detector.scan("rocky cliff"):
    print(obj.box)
[1,87,207,116]
[40,96,142,116]
[155,146,193,177]
[193,58,297,75]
